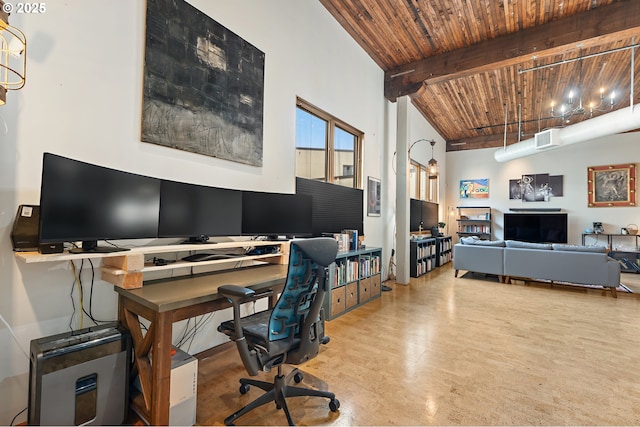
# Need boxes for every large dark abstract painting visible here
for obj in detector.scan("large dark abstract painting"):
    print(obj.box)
[142,0,265,166]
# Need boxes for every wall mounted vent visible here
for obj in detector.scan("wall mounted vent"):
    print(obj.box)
[534,129,561,149]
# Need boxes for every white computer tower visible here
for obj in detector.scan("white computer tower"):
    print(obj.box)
[133,347,197,426]
[169,348,198,426]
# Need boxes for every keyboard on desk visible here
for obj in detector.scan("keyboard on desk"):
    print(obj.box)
[182,253,239,262]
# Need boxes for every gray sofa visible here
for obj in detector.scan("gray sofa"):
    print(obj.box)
[453,239,505,283]
[453,237,621,297]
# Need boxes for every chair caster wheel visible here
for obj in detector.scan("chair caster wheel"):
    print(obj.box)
[329,398,340,412]
[239,383,250,394]
[293,372,304,383]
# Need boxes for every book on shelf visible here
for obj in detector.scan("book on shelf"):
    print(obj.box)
[334,257,359,285]
[460,225,490,233]
[342,229,358,251]
[358,254,380,277]
[331,233,351,252]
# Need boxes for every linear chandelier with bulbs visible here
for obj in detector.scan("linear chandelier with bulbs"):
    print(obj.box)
[519,42,639,123]
[548,49,618,120]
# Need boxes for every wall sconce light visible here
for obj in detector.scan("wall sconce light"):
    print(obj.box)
[404,138,439,202]
[407,138,439,178]
[427,140,438,179]
[0,0,27,105]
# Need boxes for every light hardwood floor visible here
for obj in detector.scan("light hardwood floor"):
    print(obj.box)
[195,265,640,425]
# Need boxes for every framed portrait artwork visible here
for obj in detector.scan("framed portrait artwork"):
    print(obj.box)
[367,176,381,216]
[587,163,636,207]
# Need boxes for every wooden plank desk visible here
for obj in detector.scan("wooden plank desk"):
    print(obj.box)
[115,264,288,425]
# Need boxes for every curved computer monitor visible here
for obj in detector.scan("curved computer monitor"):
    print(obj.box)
[295,177,363,236]
[158,180,242,242]
[241,191,313,238]
[39,153,161,252]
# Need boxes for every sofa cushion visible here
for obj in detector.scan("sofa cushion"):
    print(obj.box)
[505,240,553,250]
[459,236,479,244]
[503,244,616,286]
[461,238,505,247]
[551,243,607,253]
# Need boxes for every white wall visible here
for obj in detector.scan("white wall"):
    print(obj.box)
[0,1,412,422]
[445,133,640,245]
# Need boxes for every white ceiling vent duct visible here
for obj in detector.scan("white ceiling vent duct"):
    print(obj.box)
[534,128,561,149]
[494,104,640,162]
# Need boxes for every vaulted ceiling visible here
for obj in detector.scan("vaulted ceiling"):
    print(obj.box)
[320,0,640,151]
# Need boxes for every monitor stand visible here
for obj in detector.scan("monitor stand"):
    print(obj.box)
[69,240,130,253]
[266,235,290,241]
[181,235,214,244]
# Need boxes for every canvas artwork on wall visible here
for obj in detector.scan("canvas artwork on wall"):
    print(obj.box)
[509,174,563,201]
[460,178,489,198]
[142,0,265,166]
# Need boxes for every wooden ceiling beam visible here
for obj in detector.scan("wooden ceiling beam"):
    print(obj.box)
[385,0,640,101]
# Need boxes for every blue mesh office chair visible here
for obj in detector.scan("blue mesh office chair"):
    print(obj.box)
[217,237,340,426]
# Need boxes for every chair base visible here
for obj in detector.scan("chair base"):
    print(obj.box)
[224,366,340,426]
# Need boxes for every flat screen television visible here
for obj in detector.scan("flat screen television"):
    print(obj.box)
[421,201,439,230]
[503,213,568,243]
[295,177,363,236]
[410,199,439,231]
[158,180,242,242]
[241,191,313,238]
[39,153,161,252]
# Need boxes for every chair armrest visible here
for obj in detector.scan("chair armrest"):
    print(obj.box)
[219,284,256,300]
[218,284,262,376]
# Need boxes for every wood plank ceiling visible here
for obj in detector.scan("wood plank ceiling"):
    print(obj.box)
[320,0,640,151]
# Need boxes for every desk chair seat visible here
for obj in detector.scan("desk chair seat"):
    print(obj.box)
[218,237,340,426]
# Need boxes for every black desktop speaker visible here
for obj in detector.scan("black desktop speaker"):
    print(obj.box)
[11,205,40,251]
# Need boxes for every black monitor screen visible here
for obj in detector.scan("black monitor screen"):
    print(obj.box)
[159,180,242,240]
[410,199,439,231]
[295,177,363,235]
[241,191,313,237]
[410,199,422,231]
[39,153,161,249]
[504,213,568,243]
[421,201,439,229]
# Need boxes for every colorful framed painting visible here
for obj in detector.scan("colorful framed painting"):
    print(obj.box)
[460,178,489,199]
[587,163,636,207]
